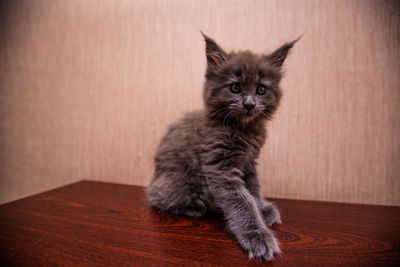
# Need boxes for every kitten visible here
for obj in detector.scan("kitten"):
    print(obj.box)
[147,33,298,261]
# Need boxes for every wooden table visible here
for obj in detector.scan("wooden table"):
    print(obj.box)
[0,181,399,266]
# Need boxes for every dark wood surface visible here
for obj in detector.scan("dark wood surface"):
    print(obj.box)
[0,181,399,266]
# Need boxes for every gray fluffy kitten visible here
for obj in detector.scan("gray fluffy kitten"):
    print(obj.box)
[148,33,298,261]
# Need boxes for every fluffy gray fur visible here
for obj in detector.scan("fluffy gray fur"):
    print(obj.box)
[147,33,298,261]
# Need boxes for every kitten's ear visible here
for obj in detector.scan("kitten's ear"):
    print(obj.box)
[266,36,301,68]
[201,32,228,67]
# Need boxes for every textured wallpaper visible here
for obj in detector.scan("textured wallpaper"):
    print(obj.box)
[0,0,399,205]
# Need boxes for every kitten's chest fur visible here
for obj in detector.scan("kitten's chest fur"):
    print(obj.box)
[185,111,266,174]
[202,124,265,167]
[155,111,266,186]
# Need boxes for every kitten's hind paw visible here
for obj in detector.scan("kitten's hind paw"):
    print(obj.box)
[261,203,282,226]
[240,229,281,261]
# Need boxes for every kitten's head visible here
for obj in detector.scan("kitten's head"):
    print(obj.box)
[202,33,298,126]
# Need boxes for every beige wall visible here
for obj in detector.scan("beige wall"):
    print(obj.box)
[1,0,399,205]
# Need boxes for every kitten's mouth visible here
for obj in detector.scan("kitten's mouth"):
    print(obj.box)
[241,109,256,116]
[238,110,258,123]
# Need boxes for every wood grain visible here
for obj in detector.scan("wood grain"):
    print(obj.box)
[0,0,399,205]
[0,181,399,266]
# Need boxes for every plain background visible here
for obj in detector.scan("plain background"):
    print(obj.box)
[0,0,399,206]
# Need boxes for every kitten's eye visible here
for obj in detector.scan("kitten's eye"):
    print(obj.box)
[230,83,241,94]
[256,85,266,95]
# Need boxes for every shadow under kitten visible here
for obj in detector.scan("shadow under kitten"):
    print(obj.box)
[148,32,298,261]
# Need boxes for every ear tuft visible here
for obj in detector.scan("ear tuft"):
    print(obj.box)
[267,35,302,68]
[200,31,228,67]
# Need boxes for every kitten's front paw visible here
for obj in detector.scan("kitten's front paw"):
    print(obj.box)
[239,229,280,261]
[261,204,281,226]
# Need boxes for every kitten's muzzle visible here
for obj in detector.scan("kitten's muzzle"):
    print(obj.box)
[243,97,256,111]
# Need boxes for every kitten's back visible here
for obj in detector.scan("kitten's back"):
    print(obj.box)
[149,110,212,217]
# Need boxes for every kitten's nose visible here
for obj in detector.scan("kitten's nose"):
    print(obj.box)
[243,97,255,111]
[244,102,255,111]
